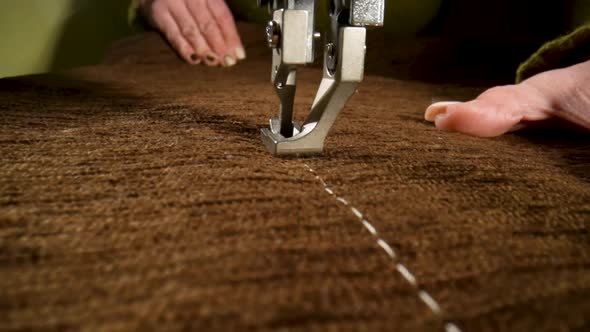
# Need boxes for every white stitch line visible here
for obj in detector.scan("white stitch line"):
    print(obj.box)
[361,219,378,236]
[418,290,442,315]
[396,263,417,286]
[377,239,396,259]
[336,197,349,206]
[445,323,462,332]
[304,164,462,332]
[351,207,363,219]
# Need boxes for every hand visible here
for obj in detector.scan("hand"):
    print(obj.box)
[424,59,590,137]
[140,0,245,67]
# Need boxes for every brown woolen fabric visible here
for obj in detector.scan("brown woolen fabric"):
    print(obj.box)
[1,23,590,331]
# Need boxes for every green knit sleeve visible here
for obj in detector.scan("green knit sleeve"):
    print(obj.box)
[128,0,148,30]
[516,23,590,83]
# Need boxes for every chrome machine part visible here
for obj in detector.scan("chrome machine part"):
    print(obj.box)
[258,0,385,155]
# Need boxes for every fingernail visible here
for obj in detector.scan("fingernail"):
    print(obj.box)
[204,53,218,66]
[425,101,461,122]
[190,53,200,64]
[234,47,246,60]
[223,55,237,67]
[435,113,448,122]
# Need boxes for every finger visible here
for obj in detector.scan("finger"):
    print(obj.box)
[186,0,229,64]
[206,0,245,60]
[433,100,523,137]
[167,0,218,65]
[150,5,200,64]
[424,101,461,121]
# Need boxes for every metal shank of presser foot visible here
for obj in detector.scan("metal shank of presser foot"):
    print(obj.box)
[258,0,385,155]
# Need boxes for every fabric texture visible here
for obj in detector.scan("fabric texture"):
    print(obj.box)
[1,23,590,332]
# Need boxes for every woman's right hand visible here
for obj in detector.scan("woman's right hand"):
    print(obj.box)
[139,0,245,67]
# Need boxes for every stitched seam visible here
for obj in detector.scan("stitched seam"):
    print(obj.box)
[304,164,462,332]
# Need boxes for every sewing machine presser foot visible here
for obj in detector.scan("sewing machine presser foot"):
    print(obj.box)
[258,0,385,155]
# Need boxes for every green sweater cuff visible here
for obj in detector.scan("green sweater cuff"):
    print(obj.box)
[516,23,590,83]
[128,0,148,31]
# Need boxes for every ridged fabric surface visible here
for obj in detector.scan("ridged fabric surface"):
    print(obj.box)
[1,23,590,331]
